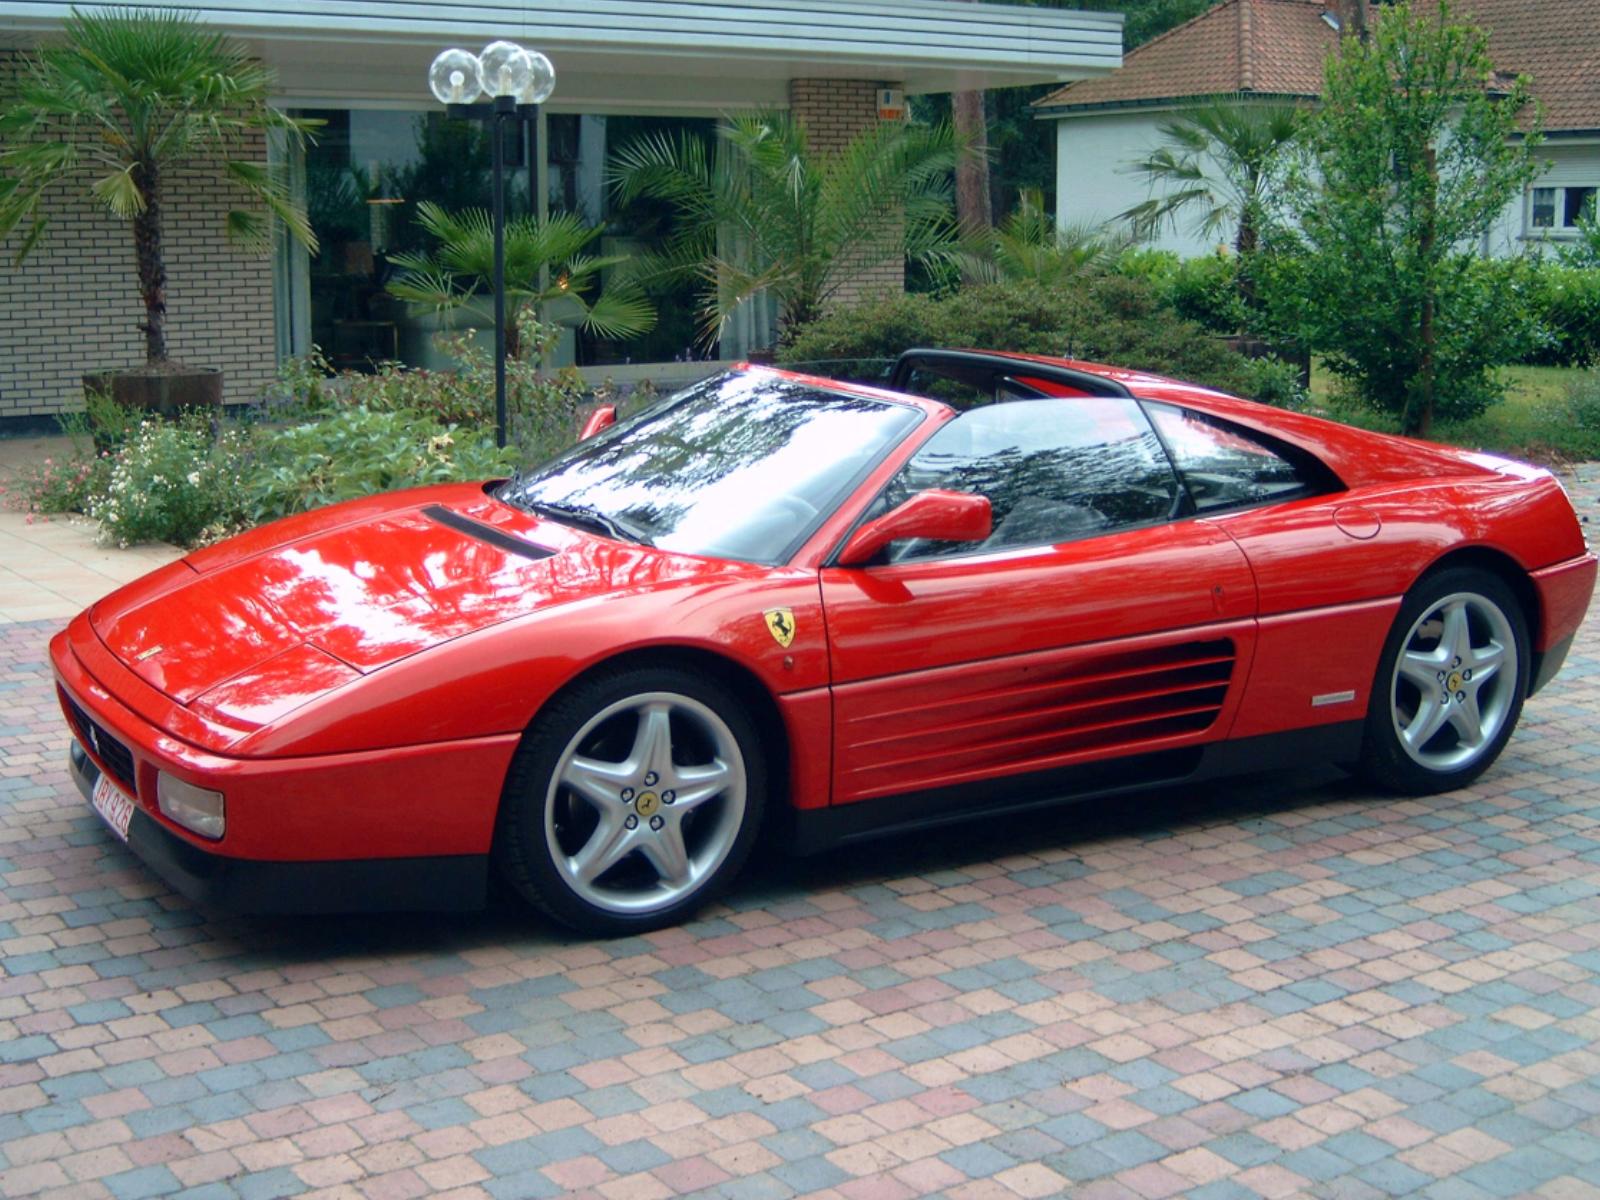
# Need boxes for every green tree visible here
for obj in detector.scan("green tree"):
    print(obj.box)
[0,7,315,365]
[387,201,656,361]
[1121,101,1303,258]
[1266,0,1542,434]
[608,110,959,342]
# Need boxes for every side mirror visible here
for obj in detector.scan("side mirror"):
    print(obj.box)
[579,404,617,440]
[838,489,992,566]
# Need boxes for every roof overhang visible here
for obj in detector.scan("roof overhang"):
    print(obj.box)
[1037,91,1316,120]
[2,1,1125,108]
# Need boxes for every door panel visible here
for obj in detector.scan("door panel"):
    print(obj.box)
[822,521,1257,803]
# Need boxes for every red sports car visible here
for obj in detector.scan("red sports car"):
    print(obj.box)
[52,350,1595,934]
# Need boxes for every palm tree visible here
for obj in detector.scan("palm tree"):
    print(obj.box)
[608,110,960,343]
[979,188,1129,287]
[1120,100,1303,257]
[0,7,316,366]
[387,202,656,361]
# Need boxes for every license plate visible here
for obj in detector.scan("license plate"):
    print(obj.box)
[91,772,136,842]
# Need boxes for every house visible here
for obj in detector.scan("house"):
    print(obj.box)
[0,0,1124,431]
[1036,0,1600,260]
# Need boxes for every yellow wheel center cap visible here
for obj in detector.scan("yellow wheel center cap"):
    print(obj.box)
[635,791,661,818]
[1447,671,1463,692]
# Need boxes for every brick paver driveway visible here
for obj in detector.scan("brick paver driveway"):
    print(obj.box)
[3,472,1597,1200]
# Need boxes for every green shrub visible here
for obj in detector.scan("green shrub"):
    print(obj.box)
[779,277,1255,395]
[1237,354,1310,409]
[269,317,584,465]
[1521,262,1600,368]
[1562,370,1600,458]
[239,407,519,524]
[88,418,247,547]
[1165,252,1247,334]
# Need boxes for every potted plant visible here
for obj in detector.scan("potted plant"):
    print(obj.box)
[0,7,317,413]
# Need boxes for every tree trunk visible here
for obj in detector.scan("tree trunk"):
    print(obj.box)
[1416,147,1439,437]
[953,88,992,282]
[1337,0,1369,46]
[131,158,168,365]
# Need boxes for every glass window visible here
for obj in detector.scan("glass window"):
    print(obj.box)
[497,370,920,564]
[876,397,1179,561]
[297,108,507,372]
[1147,403,1310,512]
[547,113,737,367]
[1564,186,1597,228]
[1532,187,1556,229]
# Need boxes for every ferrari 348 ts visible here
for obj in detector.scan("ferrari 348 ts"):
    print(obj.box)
[52,350,1595,933]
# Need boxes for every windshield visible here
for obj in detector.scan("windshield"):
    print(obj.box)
[497,370,922,564]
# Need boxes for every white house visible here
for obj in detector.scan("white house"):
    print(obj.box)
[1038,0,1600,261]
[0,0,1126,428]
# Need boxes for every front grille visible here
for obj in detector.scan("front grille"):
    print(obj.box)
[63,694,137,793]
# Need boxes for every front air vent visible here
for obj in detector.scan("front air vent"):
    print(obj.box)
[63,693,137,793]
[422,505,553,562]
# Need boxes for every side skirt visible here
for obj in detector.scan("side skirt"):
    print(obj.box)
[787,722,1365,856]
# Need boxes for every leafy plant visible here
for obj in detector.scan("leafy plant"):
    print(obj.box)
[1166,251,1249,334]
[240,408,518,524]
[1264,0,1544,433]
[388,202,655,360]
[0,7,316,366]
[973,189,1129,287]
[1520,261,1600,368]
[608,110,960,341]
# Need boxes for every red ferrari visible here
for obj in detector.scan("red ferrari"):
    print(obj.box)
[52,350,1595,933]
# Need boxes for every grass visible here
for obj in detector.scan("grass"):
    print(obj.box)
[1307,362,1600,465]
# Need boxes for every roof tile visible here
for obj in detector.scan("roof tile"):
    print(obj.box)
[1037,0,1598,132]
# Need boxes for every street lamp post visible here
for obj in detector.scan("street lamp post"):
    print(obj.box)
[427,42,556,450]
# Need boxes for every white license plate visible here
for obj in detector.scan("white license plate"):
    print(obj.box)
[91,772,136,842]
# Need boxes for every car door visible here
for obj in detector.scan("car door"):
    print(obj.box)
[820,395,1258,806]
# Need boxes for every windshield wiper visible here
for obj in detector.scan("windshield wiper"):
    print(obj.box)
[525,500,654,546]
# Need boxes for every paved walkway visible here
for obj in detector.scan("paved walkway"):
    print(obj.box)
[0,436,182,623]
[0,462,1596,1200]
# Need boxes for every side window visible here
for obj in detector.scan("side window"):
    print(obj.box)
[879,397,1178,561]
[1147,403,1311,512]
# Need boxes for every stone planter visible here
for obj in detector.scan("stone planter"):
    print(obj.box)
[83,366,224,415]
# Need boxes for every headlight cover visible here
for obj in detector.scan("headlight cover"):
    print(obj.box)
[157,772,225,839]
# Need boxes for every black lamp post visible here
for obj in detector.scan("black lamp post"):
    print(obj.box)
[428,42,556,449]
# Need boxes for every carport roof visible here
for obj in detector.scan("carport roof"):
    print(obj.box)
[2,0,1126,107]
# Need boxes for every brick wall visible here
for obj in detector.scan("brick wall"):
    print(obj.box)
[788,78,907,307]
[0,47,276,423]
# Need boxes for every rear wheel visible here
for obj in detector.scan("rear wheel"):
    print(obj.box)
[494,665,765,935]
[1359,568,1529,795]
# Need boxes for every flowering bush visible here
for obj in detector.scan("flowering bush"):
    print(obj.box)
[5,452,106,517]
[87,419,248,547]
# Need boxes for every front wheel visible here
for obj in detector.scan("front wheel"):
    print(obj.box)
[494,665,766,935]
[1359,567,1529,795]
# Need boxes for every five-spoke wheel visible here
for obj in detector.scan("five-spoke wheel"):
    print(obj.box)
[1361,568,1529,794]
[495,666,765,934]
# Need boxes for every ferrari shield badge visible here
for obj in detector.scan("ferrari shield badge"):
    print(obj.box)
[764,608,796,648]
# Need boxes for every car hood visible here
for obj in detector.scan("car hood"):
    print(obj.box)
[90,485,740,731]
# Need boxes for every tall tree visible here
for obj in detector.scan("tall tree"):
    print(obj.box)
[1263,0,1542,435]
[0,8,315,366]
[953,0,995,278]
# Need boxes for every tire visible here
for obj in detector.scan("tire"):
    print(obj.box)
[493,664,767,935]
[1359,567,1530,795]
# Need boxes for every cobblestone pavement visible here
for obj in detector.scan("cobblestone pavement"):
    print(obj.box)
[2,471,1597,1200]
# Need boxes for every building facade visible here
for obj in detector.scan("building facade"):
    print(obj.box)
[1038,0,1600,261]
[1,0,1126,427]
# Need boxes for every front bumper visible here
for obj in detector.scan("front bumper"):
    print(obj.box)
[70,740,487,913]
